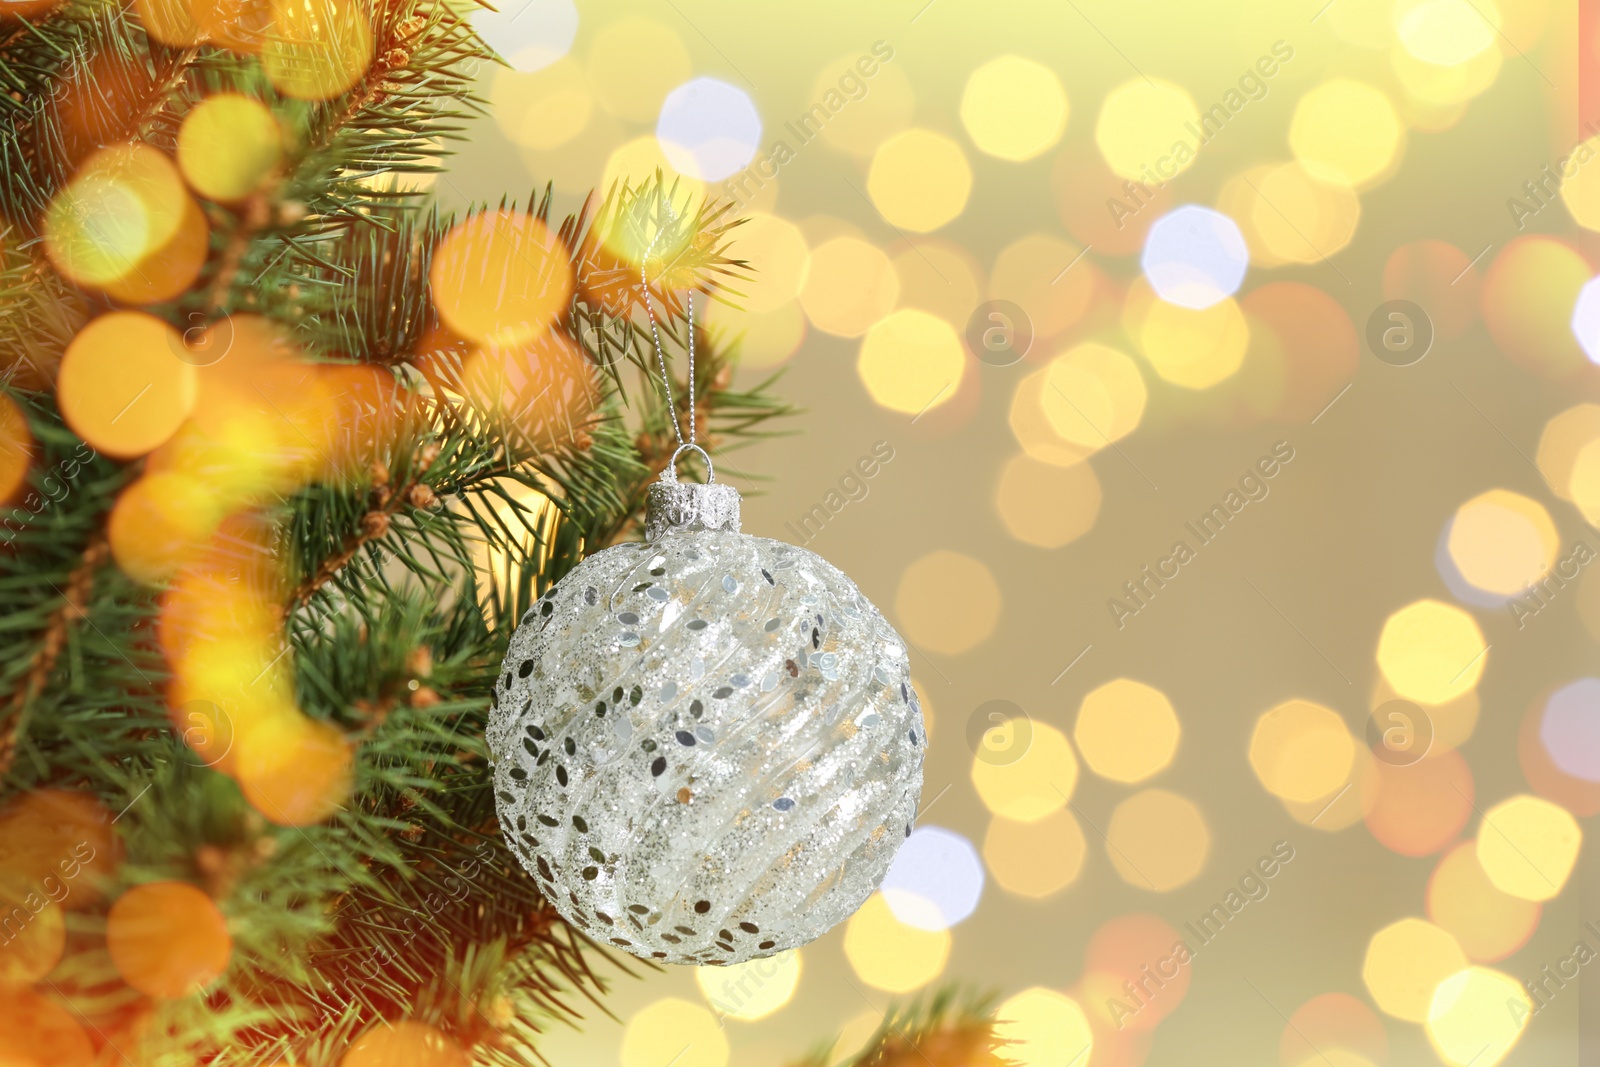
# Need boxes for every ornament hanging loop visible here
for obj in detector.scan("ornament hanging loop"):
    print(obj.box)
[664,442,715,484]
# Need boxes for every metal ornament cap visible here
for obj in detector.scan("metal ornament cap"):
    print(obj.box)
[645,451,741,542]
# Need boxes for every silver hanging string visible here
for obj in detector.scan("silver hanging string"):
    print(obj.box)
[640,224,695,450]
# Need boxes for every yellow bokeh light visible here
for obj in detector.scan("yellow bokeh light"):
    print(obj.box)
[0,394,30,506]
[827,1011,884,1066]
[1559,136,1600,231]
[1289,80,1404,189]
[970,721,1078,823]
[1095,78,1201,181]
[234,712,352,827]
[990,232,1096,341]
[1427,841,1541,961]
[983,810,1087,898]
[1446,489,1558,596]
[809,54,916,157]
[842,893,951,993]
[58,312,197,460]
[46,143,188,289]
[177,94,281,201]
[1329,0,1399,47]
[1040,343,1147,450]
[1475,794,1581,902]
[492,60,594,152]
[1105,788,1210,891]
[1391,37,1503,108]
[960,56,1068,162]
[1248,699,1355,804]
[857,309,965,415]
[723,212,810,313]
[1426,967,1530,1067]
[1536,403,1600,499]
[694,950,801,1022]
[109,472,227,586]
[995,453,1102,549]
[866,128,972,232]
[1361,917,1468,1022]
[1220,161,1362,268]
[262,0,373,102]
[1075,678,1180,783]
[994,988,1094,1067]
[601,135,706,208]
[1574,440,1600,523]
[620,998,729,1067]
[586,17,690,122]
[1282,744,1378,830]
[1009,370,1095,468]
[430,210,574,347]
[798,236,899,337]
[702,298,807,371]
[1376,599,1487,705]
[892,240,983,328]
[895,549,1001,656]
[1396,0,1498,65]
[1138,295,1249,389]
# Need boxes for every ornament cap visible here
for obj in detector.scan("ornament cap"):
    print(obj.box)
[646,448,741,541]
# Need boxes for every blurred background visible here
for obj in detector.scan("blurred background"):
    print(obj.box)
[435,1,1598,1065]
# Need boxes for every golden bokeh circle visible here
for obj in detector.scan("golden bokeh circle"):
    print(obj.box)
[1075,678,1180,783]
[960,55,1069,162]
[895,549,1001,655]
[58,312,198,459]
[971,721,1079,822]
[842,893,951,993]
[1095,78,1201,181]
[1376,599,1487,705]
[995,453,1102,549]
[1289,79,1404,188]
[1105,788,1210,891]
[1474,794,1581,902]
[178,93,282,201]
[620,998,728,1067]
[1249,699,1355,804]
[799,235,899,337]
[1446,489,1558,596]
[983,809,1087,898]
[866,128,972,232]
[994,988,1094,1067]
[857,309,966,415]
[1361,917,1468,1022]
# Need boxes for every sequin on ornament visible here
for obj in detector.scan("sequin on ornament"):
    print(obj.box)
[487,478,923,966]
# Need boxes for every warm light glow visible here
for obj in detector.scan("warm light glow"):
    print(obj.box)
[799,236,899,338]
[994,988,1094,1067]
[1076,678,1180,783]
[1289,79,1404,188]
[995,453,1102,549]
[895,549,1000,655]
[1095,79,1201,181]
[970,721,1078,822]
[57,312,197,459]
[178,93,282,201]
[106,881,233,998]
[857,309,965,415]
[1426,966,1530,1067]
[430,210,574,347]
[842,893,951,993]
[1376,599,1487,704]
[1361,917,1467,1021]
[960,56,1069,162]
[1249,699,1355,803]
[867,128,972,232]
[694,950,802,1022]
[1475,794,1581,902]
[983,809,1087,898]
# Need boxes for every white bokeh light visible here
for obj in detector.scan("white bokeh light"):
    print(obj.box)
[656,76,762,181]
[1571,276,1600,364]
[472,0,578,73]
[1542,678,1600,782]
[880,826,984,931]
[1142,204,1250,310]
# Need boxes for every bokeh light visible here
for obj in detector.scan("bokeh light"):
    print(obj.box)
[471,0,577,72]
[233,713,353,826]
[1572,275,1600,364]
[1220,161,1361,267]
[694,950,801,1022]
[1375,599,1486,705]
[1288,80,1404,188]
[1365,749,1474,856]
[856,309,965,415]
[178,93,281,201]
[1426,840,1541,961]
[1105,788,1210,891]
[721,212,809,313]
[995,453,1102,548]
[880,826,984,930]
[0,872,64,986]
[1095,79,1201,181]
[702,299,807,370]
[262,0,374,101]
[798,235,898,337]
[867,128,972,232]
[989,232,1097,341]
[1482,236,1590,377]
[1426,966,1529,1067]
[959,56,1068,162]
[808,52,915,157]
[1383,239,1480,339]
[1236,281,1360,422]
[1075,678,1180,783]
[342,1022,469,1067]
[994,988,1094,1067]
[0,990,93,1067]
[0,394,32,505]
[842,893,951,993]
[1445,489,1558,597]
[1537,403,1600,500]
[1136,293,1250,389]
[1540,678,1600,781]
[57,312,196,459]
[1474,793,1580,901]
[971,720,1078,822]
[895,549,1000,655]
[493,59,594,153]
[892,239,983,327]
[430,210,573,346]
[1361,917,1467,1022]
[1396,0,1498,65]
[1052,153,1174,256]
[1280,992,1389,1067]
[45,142,190,290]
[106,881,233,998]
[1249,699,1355,804]
[657,77,762,181]
[983,809,1087,898]
[620,998,728,1067]
[1142,205,1248,309]
[1082,912,1192,1031]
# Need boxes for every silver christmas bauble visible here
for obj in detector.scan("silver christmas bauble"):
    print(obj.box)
[487,469,924,966]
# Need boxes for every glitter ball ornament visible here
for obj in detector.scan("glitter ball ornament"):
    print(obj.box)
[487,456,925,965]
